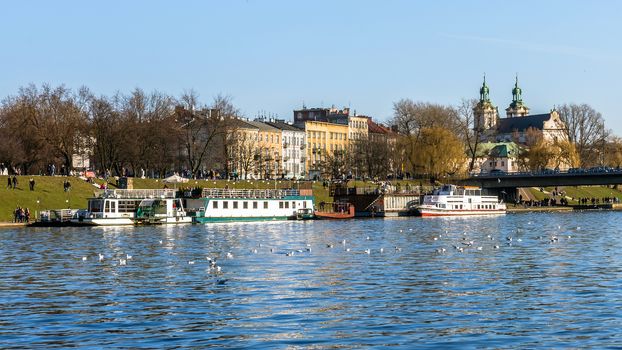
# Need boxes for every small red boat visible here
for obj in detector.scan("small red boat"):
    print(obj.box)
[314,202,355,219]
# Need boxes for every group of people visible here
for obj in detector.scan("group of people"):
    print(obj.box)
[6,175,18,189]
[6,176,36,190]
[576,197,620,205]
[13,207,31,223]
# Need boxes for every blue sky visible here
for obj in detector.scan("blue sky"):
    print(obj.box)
[2,1,622,133]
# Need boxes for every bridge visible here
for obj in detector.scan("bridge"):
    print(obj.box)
[459,170,622,200]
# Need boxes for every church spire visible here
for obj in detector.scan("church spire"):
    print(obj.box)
[506,74,529,118]
[512,74,522,104]
[479,74,490,102]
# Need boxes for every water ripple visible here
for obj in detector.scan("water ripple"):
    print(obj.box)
[1,212,622,348]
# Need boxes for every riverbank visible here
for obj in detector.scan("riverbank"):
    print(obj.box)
[0,175,405,223]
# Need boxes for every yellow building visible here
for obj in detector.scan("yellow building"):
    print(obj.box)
[304,120,349,178]
[245,120,282,179]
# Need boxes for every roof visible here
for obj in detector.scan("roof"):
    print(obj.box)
[497,113,551,133]
[231,118,259,130]
[367,119,395,134]
[244,120,281,132]
[263,120,304,132]
[475,142,521,158]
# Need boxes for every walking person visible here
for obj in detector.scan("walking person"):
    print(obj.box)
[11,175,17,189]
[29,177,35,191]
[6,176,11,189]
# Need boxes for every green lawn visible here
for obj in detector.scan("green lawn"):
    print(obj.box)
[527,185,622,204]
[0,175,99,222]
[0,176,332,222]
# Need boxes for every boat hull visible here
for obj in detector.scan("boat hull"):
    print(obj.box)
[193,216,292,223]
[417,208,506,217]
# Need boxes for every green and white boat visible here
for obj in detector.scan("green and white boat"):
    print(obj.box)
[185,188,314,223]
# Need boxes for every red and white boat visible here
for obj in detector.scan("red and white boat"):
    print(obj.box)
[415,185,506,217]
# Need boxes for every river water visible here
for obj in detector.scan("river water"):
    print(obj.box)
[1,211,621,348]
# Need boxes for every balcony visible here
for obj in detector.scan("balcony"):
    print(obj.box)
[300,157,306,163]
[300,143,306,150]
[283,142,289,149]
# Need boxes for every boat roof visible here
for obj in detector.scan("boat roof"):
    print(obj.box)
[97,189,177,199]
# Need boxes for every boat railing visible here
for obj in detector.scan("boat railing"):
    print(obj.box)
[201,188,300,199]
[333,186,421,196]
[101,189,177,199]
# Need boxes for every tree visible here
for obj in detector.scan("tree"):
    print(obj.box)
[175,92,240,178]
[550,139,580,170]
[557,103,608,166]
[87,94,124,176]
[603,136,622,168]
[232,129,259,179]
[321,149,348,180]
[412,127,465,178]
[392,100,461,176]
[457,98,481,172]
[519,127,552,171]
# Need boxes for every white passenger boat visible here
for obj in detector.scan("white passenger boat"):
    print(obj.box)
[72,189,191,226]
[415,185,506,217]
[185,188,315,223]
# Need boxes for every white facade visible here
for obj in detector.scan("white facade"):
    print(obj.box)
[281,128,306,179]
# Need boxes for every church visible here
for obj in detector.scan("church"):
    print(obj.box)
[474,76,568,144]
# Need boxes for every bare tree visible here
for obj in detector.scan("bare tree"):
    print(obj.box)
[558,103,609,166]
[457,98,481,173]
[176,92,240,178]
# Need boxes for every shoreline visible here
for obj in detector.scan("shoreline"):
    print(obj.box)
[2,204,622,227]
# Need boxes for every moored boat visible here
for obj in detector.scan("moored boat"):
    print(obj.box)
[314,202,355,219]
[185,188,314,223]
[415,185,506,217]
[71,189,191,226]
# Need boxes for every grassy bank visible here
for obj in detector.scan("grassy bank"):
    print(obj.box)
[0,176,427,222]
[527,185,622,204]
[0,176,335,222]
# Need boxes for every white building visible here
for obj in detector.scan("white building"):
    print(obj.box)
[264,119,306,179]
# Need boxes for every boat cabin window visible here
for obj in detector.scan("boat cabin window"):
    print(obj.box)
[213,201,218,209]
[233,201,238,209]
[104,200,116,213]
[303,201,307,208]
[253,201,258,209]
[263,202,268,209]
[292,201,296,208]
[243,201,248,209]
[223,201,229,209]
[118,200,138,213]
[279,202,284,209]
[89,199,103,213]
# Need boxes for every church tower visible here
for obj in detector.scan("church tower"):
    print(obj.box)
[505,75,530,118]
[473,75,499,135]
